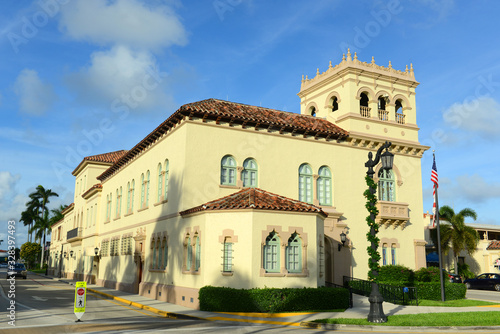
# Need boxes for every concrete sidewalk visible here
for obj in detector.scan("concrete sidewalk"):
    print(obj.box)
[35,273,500,330]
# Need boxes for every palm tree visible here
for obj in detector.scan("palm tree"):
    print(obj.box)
[431,205,480,274]
[20,207,39,242]
[27,185,59,267]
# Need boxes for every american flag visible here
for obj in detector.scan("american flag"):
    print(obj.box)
[430,154,438,228]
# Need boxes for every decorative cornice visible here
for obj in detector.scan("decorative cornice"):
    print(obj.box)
[299,51,418,96]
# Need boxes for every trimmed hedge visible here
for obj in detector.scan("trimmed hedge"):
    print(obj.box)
[379,265,415,284]
[415,266,444,282]
[348,280,466,303]
[415,282,466,301]
[199,286,349,312]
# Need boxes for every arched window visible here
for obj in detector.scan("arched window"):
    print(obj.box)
[286,233,302,273]
[118,187,122,216]
[263,231,280,273]
[378,169,395,202]
[309,106,316,117]
[223,237,233,272]
[378,96,388,121]
[195,234,201,271]
[105,196,109,221]
[151,239,156,269]
[332,96,339,112]
[298,164,313,204]
[395,99,405,124]
[140,173,145,207]
[317,166,332,206]
[164,159,169,200]
[156,238,161,269]
[127,182,131,213]
[157,163,163,202]
[382,243,388,266]
[146,170,150,207]
[360,92,370,118]
[242,158,258,187]
[221,155,236,186]
[360,92,369,107]
[162,238,168,269]
[115,189,119,218]
[378,96,386,110]
[131,179,135,211]
[186,236,192,270]
[391,244,397,265]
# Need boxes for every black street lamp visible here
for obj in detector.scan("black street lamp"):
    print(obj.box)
[364,140,393,323]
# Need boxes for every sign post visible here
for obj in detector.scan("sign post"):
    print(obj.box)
[74,281,87,322]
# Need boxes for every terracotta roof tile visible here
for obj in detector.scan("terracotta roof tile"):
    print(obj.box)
[82,183,103,198]
[98,99,348,182]
[72,150,128,175]
[487,241,500,250]
[180,187,326,217]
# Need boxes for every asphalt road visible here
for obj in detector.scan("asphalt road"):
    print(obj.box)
[466,287,500,303]
[1,269,499,334]
[0,270,329,333]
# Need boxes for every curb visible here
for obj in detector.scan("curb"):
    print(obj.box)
[301,321,500,332]
[86,288,207,321]
[30,273,205,321]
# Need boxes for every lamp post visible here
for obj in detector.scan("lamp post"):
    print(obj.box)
[338,231,347,251]
[365,141,393,323]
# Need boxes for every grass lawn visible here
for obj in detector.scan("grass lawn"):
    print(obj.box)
[418,299,499,307]
[315,311,500,327]
[29,269,46,273]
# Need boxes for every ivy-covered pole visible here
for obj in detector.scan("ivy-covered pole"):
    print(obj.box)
[364,141,393,323]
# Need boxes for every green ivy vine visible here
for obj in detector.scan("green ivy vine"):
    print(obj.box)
[364,175,380,282]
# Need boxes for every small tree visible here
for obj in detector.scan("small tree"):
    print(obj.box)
[20,242,41,269]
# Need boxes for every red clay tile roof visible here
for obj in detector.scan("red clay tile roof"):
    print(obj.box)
[98,99,349,182]
[72,150,129,175]
[82,183,103,198]
[60,203,74,215]
[487,241,500,250]
[180,187,327,217]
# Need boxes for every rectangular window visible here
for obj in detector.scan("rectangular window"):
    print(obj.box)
[382,247,387,266]
[223,242,233,272]
[287,246,299,272]
[391,247,396,265]
[305,177,312,203]
[228,169,235,184]
[265,245,278,272]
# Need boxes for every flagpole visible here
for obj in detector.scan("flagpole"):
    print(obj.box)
[433,151,445,302]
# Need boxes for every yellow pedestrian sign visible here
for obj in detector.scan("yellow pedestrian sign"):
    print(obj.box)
[74,281,87,321]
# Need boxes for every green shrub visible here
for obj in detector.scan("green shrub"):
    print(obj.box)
[379,265,414,284]
[415,267,443,282]
[199,286,349,312]
[415,282,466,301]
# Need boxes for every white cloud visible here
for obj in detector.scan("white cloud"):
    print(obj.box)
[13,69,56,115]
[59,0,188,50]
[443,96,500,139]
[66,45,170,110]
[0,171,21,201]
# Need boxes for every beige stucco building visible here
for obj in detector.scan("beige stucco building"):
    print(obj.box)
[424,213,500,275]
[49,52,429,309]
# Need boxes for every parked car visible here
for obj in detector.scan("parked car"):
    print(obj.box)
[464,273,500,291]
[447,273,462,283]
[0,263,7,268]
[6,263,27,279]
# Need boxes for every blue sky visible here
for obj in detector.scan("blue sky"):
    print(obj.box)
[1,0,500,245]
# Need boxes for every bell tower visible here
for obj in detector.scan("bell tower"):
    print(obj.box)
[297,50,420,143]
